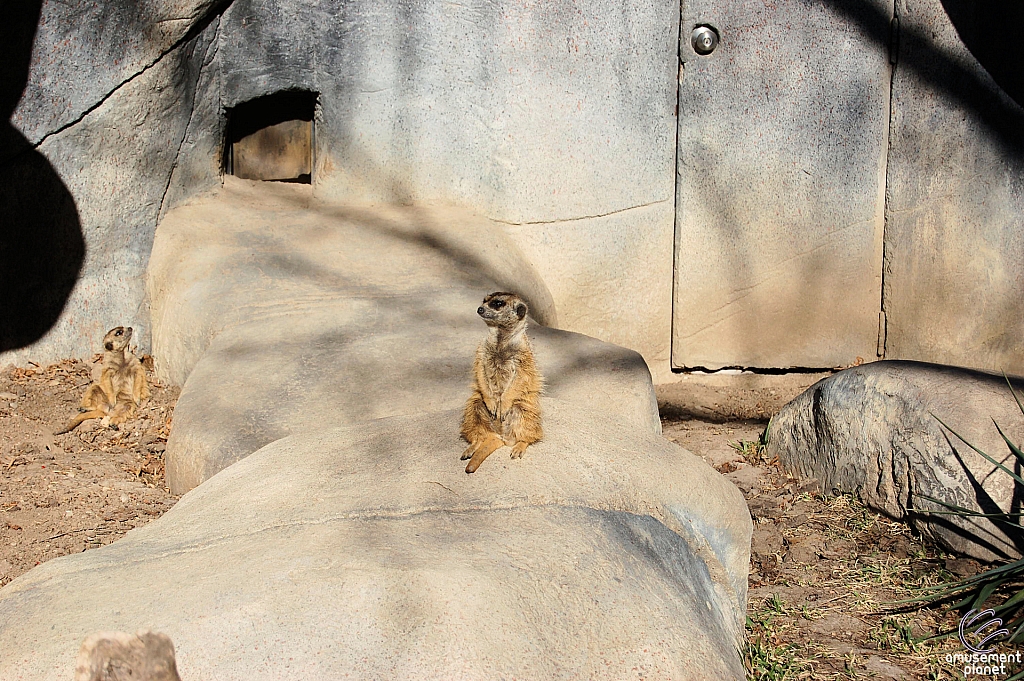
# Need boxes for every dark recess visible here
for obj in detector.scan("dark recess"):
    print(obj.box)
[0,1,86,352]
[225,90,317,183]
[940,0,1024,110]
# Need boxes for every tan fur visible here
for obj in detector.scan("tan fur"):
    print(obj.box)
[57,327,149,434]
[460,292,543,473]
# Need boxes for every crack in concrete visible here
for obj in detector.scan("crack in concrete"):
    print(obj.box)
[30,0,235,151]
[157,20,221,223]
[491,198,669,226]
[28,500,715,580]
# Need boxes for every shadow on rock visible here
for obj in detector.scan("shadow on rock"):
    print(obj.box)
[0,1,85,352]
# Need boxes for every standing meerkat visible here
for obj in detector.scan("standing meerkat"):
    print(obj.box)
[460,292,543,473]
[57,326,149,434]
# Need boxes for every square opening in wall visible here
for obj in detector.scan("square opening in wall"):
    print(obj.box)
[226,91,317,183]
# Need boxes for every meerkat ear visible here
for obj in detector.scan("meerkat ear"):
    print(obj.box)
[104,342,114,350]
[516,303,527,319]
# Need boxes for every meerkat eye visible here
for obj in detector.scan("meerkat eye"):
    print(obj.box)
[115,330,123,336]
[490,300,505,309]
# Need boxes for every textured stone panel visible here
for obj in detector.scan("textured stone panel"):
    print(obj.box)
[673,0,892,369]
[883,0,1024,373]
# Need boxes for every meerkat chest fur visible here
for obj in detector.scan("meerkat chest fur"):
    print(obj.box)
[480,327,528,415]
[103,350,133,395]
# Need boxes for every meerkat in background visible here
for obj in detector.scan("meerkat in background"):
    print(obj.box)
[57,326,149,434]
[460,292,543,474]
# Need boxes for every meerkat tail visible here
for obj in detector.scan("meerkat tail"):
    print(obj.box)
[465,434,504,474]
[55,409,107,435]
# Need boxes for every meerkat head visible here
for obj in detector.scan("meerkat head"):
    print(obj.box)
[477,292,528,331]
[102,326,133,352]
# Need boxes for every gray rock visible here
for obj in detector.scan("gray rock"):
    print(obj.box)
[768,360,1024,561]
[2,0,679,378]
[785,536,824,565]
[0,405,750,680]
[883,0,1024,375]
[864,655,907,680]
[2,21,218,361]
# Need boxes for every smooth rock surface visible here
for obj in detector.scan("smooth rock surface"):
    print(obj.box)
[768,360,1024,561]
[883,0,1024,374]
[0,405,751,680]
[149,179,660,494]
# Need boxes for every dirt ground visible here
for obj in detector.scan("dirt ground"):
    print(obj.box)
[0,362,1010,679]
[659,373,1009,681]
[0,359,178,587]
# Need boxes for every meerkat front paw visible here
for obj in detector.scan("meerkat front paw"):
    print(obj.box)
[461,443,479,460]
[510,442,529,459]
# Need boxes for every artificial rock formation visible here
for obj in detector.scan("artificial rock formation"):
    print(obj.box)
[0,181,752,680]
[769,360,1024,561]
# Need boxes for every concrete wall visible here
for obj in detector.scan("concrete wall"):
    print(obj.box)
[882,0,1024,372]
[672,0,892,370]
[1,0,220,363]
[3,0,1024,380]
[216,0,680,379]
[1,0,679,381]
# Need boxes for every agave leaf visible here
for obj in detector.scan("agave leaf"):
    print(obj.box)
[1005,373,1024,418]
[971,581,1003,611]
[917,494,1024,520]
[932,413,1024,487]
[993,419,1024,468]
[1009,618,1024,641]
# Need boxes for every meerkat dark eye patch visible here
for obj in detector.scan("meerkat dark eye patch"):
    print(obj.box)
[490,300,505,309]
[516,303,526,319]
[115,330,123,336]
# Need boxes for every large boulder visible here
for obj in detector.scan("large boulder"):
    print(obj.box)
[0,405,750,680]
[0,178,751,679]
[768,360,1024,561]
[148,179,659,493]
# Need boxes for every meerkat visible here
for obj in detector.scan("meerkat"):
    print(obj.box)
[460,292,543,474]
[57,326,149,434]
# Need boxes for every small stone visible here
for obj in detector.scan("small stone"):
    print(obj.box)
[808,613,870,637]
[864,655,907,680]
[746,495,784,519]
[704,446,743,469]
[751,525,784,557]
[785,533,826,564]
[75,630,181,681]
[795,479,820,494]
[784,512,809,528]
[0,392,17,400]
[945,557,982,578]
[891,535,913,559]
[824,537,858,559]
[725,465,763,495]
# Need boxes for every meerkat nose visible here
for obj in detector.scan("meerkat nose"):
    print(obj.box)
[477,307,485,315]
